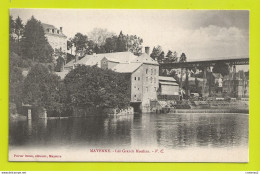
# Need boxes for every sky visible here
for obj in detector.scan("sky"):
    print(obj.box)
[10,9,249,70]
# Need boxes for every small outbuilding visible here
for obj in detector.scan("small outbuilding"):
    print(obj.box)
[158,76,180,100]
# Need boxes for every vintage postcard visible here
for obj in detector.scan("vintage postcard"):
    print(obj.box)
[9,9,249,162]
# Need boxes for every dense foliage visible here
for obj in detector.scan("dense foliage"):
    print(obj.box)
[150,45,162,61]
[213,62,230,76]
[9,65,24,104]
[22,64,63,112]
[179,53,187,62]
[64,65,131,110]
[21,16,54,63]
[70,31,143,56]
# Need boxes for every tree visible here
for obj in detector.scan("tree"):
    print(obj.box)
[173,51,178,62]
[64,65,131,110]
[126,34,143,56]
[9,65,24,115]
[102,31,143,55]
[14,16,24,55]
[158,51,165,62]
[21,16,54,62]
[22,64,63,112]
[9,15,15,40]
[9,66,24,104]
[88,28,115,46]
[10,15,18,54]
[67,38,73,54]
[104,36,118,53]
[72,32,88,56]
[179,53,187,62]
[54,48,67,72]
[212,62,229,76]
[55,56,65,72]
[150,45,162,61]
[86,40,95,55]
[54,48,66,58]
[165,50,178,62]
[165,50,173,62]
[9,52,33,70]
[116,31,127,52]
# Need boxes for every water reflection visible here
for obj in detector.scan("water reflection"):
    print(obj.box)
[9,113,248,149]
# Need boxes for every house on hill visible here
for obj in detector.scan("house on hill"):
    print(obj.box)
[41,23,67,55]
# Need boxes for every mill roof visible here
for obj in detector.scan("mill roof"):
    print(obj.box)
[112,62,142,73]
[65,52,138,68]
[159,76,177,82]
[159,81,179,86]
[132,53,159,65]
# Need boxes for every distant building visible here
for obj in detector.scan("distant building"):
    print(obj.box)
[61,49,159,113]
[223,70,249,98]
[41,23,67,55]
[158,76,179,100]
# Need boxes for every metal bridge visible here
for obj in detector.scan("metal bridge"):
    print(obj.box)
[160,57,249,69]
[159,56,249,98]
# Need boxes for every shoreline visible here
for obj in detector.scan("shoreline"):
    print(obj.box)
[168,108,249,114]
[10,108,249,120]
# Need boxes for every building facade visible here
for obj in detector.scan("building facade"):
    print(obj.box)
[42,23,67,55]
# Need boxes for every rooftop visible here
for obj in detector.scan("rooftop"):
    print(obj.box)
[112,62,142,73]
[55,70,70,80]
[159,76,177,82]
[41,23,66,38]
[132,53,159,65]
[65,51,159,69]
[65,52,138,68]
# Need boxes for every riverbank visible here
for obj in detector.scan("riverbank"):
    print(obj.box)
[169,108,249,114]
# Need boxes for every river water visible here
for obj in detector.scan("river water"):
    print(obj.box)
[9,113,248,150]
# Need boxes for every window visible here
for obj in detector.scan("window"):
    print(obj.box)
[138,88,139,90]
[57,30,60,34]
[151,77,153,83]
[138,77,140,81]
[154,69,156,75]
[47,29,50,32]
[146,77,148,82]
[146,69,148,74]
[151,69,153,75]
[146,87,148,92]
[135,77,136,80]
[154,87,157,92]
[52,29,55,33]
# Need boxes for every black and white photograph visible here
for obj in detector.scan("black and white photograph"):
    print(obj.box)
[9,9,249,162]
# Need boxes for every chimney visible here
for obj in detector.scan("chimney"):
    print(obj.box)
[145,47,150,55]
[60,27,63,33]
